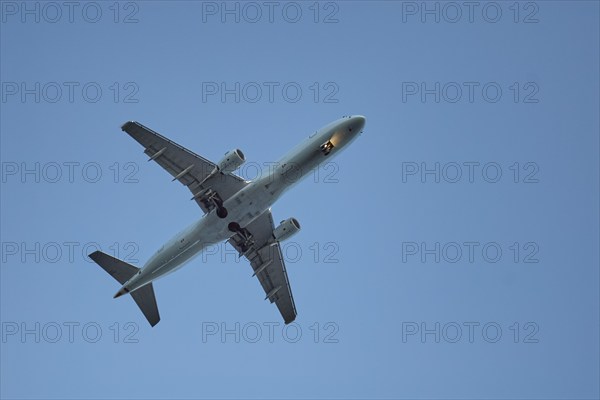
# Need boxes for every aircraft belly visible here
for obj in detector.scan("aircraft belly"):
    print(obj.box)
[224,183,273,229]
[129,169,292,290]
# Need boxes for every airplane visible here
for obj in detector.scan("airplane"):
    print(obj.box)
[88,115,366,326]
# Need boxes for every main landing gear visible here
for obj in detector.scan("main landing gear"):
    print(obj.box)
[216,206,228,218]
[196,188,229,219]
[228,222,254,255]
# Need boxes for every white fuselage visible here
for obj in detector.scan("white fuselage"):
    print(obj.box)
[119,115,366,294]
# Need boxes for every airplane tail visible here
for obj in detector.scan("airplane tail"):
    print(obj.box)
[88,250,160,327]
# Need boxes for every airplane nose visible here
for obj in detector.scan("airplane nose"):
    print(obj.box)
[351,115,366,132]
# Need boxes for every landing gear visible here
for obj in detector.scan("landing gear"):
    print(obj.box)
[196,188,228,217]
[320,140,334,155]
[239,233,255,255]
[229,225,254,256]
[216,206,228,218]
[196,188,229,218]
[228,222,241,232]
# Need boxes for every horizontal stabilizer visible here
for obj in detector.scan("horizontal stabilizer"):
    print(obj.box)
[88,250,138,285]
[130,283,160,327]
[88,250,160,327]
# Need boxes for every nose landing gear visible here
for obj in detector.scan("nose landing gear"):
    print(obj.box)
[320,140,334,155]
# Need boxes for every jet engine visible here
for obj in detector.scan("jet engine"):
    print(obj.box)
[217,149,245,173]
[273,218,301,242]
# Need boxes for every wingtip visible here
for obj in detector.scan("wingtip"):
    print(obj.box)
[120,121,137,131]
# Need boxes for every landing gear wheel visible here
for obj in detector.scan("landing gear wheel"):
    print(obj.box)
[216,207,228,219]
[228,222,241,232]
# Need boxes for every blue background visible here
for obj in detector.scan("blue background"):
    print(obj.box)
[1,1,598,399]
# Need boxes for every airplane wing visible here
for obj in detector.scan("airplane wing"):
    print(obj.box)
[121,121,246,213]
[228,210,297,324]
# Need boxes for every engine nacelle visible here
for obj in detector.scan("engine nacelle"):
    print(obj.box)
[217,149,245,173]
[273,217,301,242]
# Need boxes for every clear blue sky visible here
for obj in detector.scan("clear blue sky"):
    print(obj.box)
[1,1,598,399]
